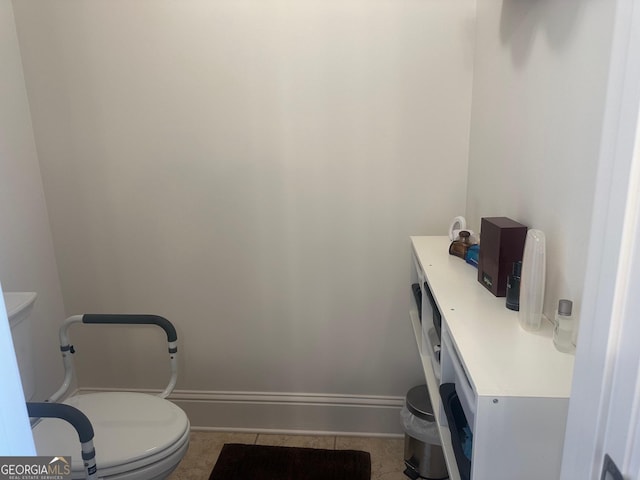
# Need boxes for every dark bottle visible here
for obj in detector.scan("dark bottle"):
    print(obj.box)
[506,261,522,311]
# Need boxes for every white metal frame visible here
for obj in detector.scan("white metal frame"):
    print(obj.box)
[48,315,179,403]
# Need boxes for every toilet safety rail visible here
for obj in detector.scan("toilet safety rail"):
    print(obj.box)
[48,314,179,403]
[27,402,98,480]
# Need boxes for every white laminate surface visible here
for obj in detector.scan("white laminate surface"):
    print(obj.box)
[411,236,574,398]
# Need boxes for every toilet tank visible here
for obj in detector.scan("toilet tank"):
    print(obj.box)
[4,292,37,400]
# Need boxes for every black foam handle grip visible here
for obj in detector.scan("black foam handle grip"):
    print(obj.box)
[27,402,94,443]
[82,314,178,343]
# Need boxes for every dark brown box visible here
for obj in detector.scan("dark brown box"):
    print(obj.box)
[477,217,527,297]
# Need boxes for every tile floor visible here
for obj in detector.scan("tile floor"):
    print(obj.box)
[168,430,408,480]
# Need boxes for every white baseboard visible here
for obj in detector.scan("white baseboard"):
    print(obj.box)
[76,388,405,436]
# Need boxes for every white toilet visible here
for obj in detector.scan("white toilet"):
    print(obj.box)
[5,292,191,480]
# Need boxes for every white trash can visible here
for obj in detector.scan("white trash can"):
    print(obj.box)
[401,385,448,480]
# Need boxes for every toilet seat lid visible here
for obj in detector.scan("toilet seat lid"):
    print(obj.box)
[33,392,189,472]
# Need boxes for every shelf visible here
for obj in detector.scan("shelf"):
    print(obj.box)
[410,236,574,479]
[411,236,574,398]
[410,311,461,480]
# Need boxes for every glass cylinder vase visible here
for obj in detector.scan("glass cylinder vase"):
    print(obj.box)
[519,229,546,331]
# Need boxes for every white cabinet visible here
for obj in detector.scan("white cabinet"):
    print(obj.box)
[410,236,574,480]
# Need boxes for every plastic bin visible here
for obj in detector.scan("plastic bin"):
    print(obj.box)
[402,385,448,480]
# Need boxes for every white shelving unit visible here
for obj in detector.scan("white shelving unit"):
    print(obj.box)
[410,236,574,480]
[409,308,461,480]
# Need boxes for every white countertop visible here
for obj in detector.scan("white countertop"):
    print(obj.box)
[411,236,574,398]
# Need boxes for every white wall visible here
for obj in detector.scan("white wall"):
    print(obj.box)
[562,1,640,476]
[466,0,616,331]
[12,0,476,432]
[0,0,67,402]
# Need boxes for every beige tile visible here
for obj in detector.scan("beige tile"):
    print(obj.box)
[256,433,335,449]
[168,430,257,480]
[170,431,408,480]
[336,436,406,480]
